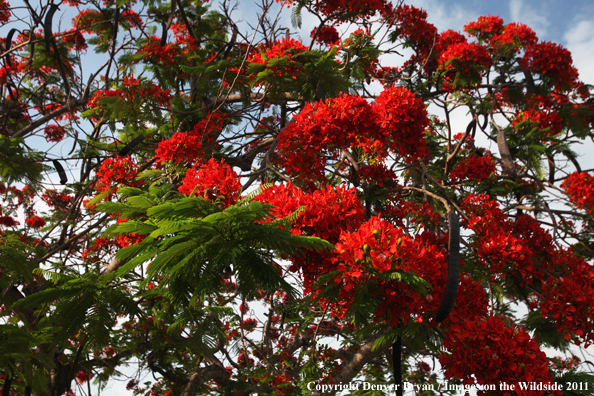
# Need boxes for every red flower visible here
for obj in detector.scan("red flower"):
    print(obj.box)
[136,36,179,66]
[0,216,19,228]
[247,38,310,83]
[464,15,504,43]
[277,87,429,180]
[441,315,556,391]
[562,171,594,214]
[522,41,579,91]
[95,156,143,196]
[438,41,491,91]
[449,153,495,182]
[373,86,430,161]
[310,0,393,20]
[513,107,562,136]
[394,5,437,58]
[178,158,241,207]
[44,124,67,143]
[493,22,537,52]
[26,215,46,229]
[0,0,11,25]
[155,112,225,165]
[311,26,340,46]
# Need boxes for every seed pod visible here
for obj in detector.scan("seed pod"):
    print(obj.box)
[5,28,17,67]
[44,4,60,53]
[52,160,68,185]
[118,135,145,156]
[436,211,460,323]
[466,118,477,139]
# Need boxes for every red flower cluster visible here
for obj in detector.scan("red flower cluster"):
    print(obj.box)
[89,76,171,109]
[44,124,67,143]
[461,194,549,283]
[0,215,19,228]
[562,171,594,214]
[247,38,310,82]
[464,14,504,43]
[464,15,537,53]
[438,41,491,91]
[342,28,378,72]
[329,215,448,325]
[178,158,241,207]
[61,28,88,52]
[0,0,11,25]
[255,183,364,293]
[493,22,537,52]
[435,30,466,54]
[256,183,364,242]
[311,0,393,20]
[74,9,141,36]
[277,88,429,180]
[42,189,73,213]
[374,86,431,160]
[441,315,555,391]
[449,153,495,182]
[25,215,46,229]
[538,251,594,346]
[155,134,202,165]
[358,163,399,187]
[513,108,562,136]
[114,217,146,248]
[95,156,142,195]
[311,26,340,46]
[522,41,579,91]
[394,5,437,58]
[136,36,179,66]
[155,112,225,165]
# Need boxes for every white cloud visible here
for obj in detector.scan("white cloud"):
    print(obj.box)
[564,19,594,86]
[509,0,550,39]
[412,0,481,33]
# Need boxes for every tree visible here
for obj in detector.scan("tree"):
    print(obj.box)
[1,0,594,394]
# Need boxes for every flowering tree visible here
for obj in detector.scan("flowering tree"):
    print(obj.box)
[1,0,594,395]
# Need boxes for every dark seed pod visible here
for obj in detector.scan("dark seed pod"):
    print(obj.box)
[52,160,68,185]
[44,4,59,53]
[5,28,17,67]
[160,22,168,46]
[118,135,145,156]
[436,211,460,323]
[466,118,477,139]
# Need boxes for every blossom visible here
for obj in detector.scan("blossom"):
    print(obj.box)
[44,124,67,142]
[522,41,579,91]
[26,215,46,229]
[513,108,562,136]
[394,5,437,58]
[464,15,504,43]
[277,88,429,180]
[449,153,495,182]
[156,113,226,165]
[562,171,594,214]
[441,315,556,390]
[310,0,393,20]
[311,26,340,46]
[438,41,491,91]
[178,158,241,207]
[95,156,143,196]
[0,0,11,25]
[136,36,178,66]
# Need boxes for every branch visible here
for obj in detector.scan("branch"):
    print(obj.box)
[13,97,89,138]
[312,330,390,396]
